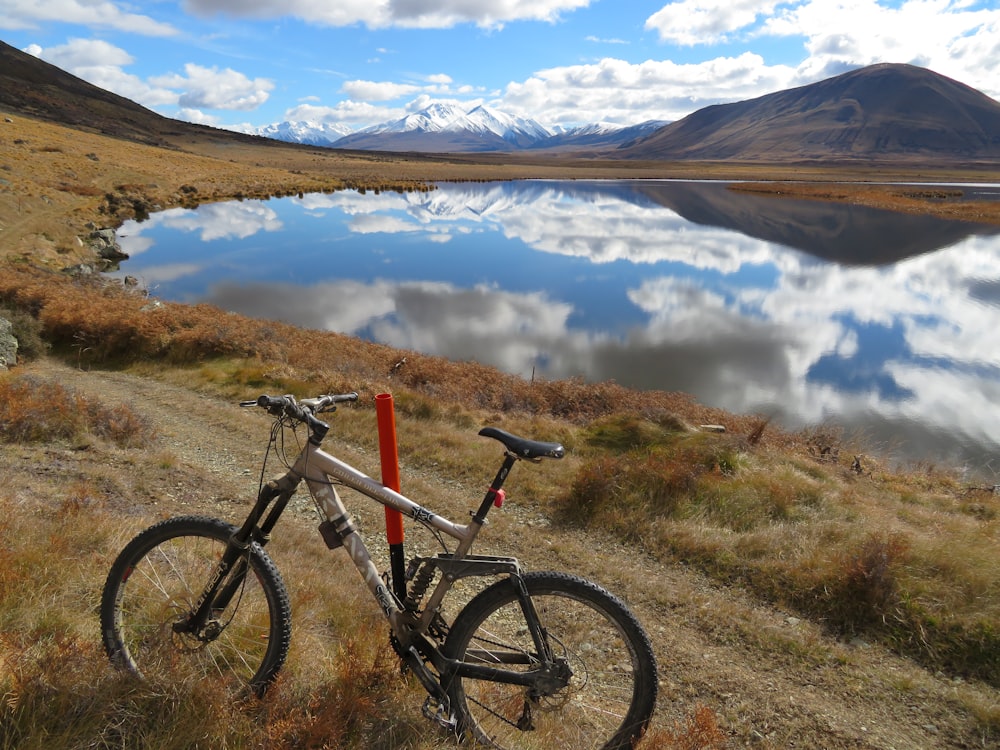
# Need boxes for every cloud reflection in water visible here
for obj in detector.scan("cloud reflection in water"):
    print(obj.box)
[116,181,1000,474]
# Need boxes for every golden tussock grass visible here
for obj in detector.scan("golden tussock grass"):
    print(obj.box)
[558,418,1000,688]
[2,261,999,745]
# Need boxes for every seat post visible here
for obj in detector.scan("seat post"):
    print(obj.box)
[472,453,518,525]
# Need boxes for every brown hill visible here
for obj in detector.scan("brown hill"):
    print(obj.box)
[619,63,1000,164]
[5,41,999,167]
[0,39,278,149]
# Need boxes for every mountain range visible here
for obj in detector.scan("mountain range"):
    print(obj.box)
[241,103,668,153]
[2,37,999,165]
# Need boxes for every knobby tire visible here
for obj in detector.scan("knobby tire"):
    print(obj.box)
[100,515,291,696]
[443,571,657,750]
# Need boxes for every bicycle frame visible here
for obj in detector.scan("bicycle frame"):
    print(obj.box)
[104,398,657,748]
[190,425,560,713]
[292,438,491,624]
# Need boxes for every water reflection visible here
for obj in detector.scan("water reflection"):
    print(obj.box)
[116,180,1000,475]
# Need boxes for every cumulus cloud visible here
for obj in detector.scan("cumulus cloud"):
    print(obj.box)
[25,40,275,113]
[25,39,179,107]
[645,0,783,45]
[151,63,274,111]
[382,0,592,28]
[761,0,1000,96]
[640,0,1000,101]
[182,0,592,29]
[483,0,1000,124]
[0,0,177,35]
[501,52,797,124]
[282,100,400,125]
[176,108,221,125]
[119,201,283,246]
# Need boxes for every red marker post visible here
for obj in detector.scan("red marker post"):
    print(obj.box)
[375,393,407,603]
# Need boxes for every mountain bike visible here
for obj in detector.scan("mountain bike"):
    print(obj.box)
[100,391,658,749]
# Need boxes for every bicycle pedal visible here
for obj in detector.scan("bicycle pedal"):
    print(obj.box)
[421,697,457,731]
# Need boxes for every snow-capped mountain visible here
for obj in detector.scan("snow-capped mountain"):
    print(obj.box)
[242,120,353,147]
[359,103,470,135]
[456,105,553,145]
[532,120,670,152]
[334,103,554,152]
[247,104,669,154]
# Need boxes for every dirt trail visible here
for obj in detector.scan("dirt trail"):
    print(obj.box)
[17,357,999,749]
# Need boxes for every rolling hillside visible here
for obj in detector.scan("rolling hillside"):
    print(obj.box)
[0,39,280,150]
[618,63,1000,164]
[3,39,999,165]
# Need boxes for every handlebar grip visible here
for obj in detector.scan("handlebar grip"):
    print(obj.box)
[257,395,290,410]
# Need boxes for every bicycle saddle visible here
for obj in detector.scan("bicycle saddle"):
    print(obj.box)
[479,427,565,460]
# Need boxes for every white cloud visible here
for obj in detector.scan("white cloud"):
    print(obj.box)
[760,0,1000,98]
[639,0,1000,101]
[282,100,400,125]
[151,63,274,111]
[121,202,283,243]
[645,0,783,45]
[0,0,177,35]
[176,108,221,125]
[25,37,133,68]
[182,0,593,29]
[25,39,179,107]
[485,0,1000,125]
[386,0,593,29]
[500,53,797,124]
[24,39,275,112]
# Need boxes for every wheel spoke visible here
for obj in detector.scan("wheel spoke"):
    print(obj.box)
[444,572,657,750]
[101,516,291,695]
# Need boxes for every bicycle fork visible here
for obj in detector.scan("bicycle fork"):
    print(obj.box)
[173,475,297,642]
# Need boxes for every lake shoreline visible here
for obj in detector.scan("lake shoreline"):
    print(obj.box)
[4,114,1000,272]
[731,180,1000,225]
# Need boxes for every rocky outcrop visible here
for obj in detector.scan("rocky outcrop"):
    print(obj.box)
[0,317,18,369]
[89,228,129,268]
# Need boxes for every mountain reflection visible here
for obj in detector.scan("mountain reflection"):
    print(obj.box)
[116,180,1000,475]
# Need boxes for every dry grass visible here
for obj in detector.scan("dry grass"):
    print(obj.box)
[557,418,1000,688]
[4,112,1000,748]
[0,424,425,749]
[3,267,998,694]
[0,265,752,429]
[0,269,1000,748]
[0,372,152,446]
[0,385,721,750]
[732,181,1000,225]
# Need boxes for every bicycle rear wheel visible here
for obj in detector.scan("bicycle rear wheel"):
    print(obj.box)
[443,571,657,750]
[100,515,291,695]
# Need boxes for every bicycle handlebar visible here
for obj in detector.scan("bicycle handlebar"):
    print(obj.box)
[240,392,359,432]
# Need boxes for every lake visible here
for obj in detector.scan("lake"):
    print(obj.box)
[115,179,1000,476]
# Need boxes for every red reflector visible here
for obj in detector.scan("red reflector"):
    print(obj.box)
[493,489,506,508]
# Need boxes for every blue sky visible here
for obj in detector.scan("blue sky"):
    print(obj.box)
[2,0,999,133]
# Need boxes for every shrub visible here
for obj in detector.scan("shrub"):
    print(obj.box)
[584,412,686,452]
[0,374,153,447]
[822,531,910,632]
[0,307,48,362]
[643,704,729,749]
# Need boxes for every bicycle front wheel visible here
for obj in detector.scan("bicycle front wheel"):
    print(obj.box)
[443,571,657,750]
[100,515,291,695]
